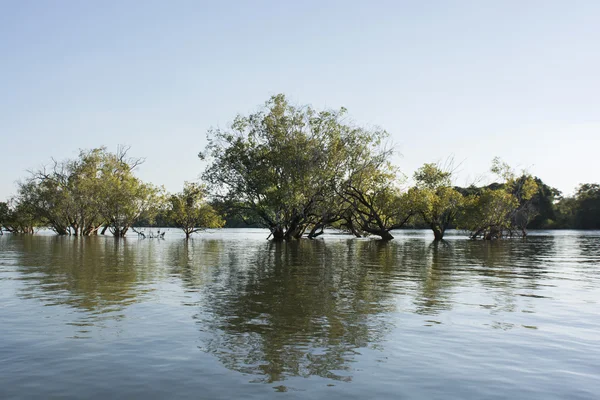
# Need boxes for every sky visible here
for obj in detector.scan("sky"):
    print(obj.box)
[1,0,598,199]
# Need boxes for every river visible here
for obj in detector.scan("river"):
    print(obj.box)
[0,229,598,399]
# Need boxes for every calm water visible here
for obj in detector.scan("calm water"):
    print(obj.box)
[0,229,599,399]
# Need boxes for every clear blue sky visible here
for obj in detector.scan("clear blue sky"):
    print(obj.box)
[1,0,598,198]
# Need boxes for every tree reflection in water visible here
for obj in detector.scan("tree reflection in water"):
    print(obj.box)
[13,235,157,330]
[194,239,398,383]
[5,231,569,385]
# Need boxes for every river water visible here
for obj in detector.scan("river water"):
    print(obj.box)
[0,229,599,399]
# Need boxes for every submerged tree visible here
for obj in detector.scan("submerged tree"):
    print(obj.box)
[409,163,463,240]
[549,184,600,230]
[17,150,106,236]
[168,182,224,239]
[12,146,161,237]
[339,155,414,241]
[460,188,518,240]
[0,198,41,234]
[96,147,164,237]
[200,94,391,241]
[459,158,538,239]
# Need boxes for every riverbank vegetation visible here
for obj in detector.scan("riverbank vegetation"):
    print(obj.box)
[1,95,598,240]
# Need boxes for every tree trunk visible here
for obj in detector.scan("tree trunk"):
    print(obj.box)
[292,225,306,240]
[379,230,394,241]
[308,224,325,239]
[271,226,285,241]
[283,217,304,241]
[484,227,500,240]
[286,226,304,240]
[342,219,362,237]
[361,225,394,241]
[55,227,68,236]
[112,227,127,238]
[432,225,444,241]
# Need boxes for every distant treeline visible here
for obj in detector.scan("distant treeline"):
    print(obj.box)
[1,95,599,240]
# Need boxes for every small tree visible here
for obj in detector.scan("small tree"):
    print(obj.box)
[459,158,538,239]
[410,163,463,240]
[20,148,108,236]
[169,183,224,239]
[96,147,164,237]
[16,146,160,237]
[460,188,518,239]
[340,154,414,241]
[0,199,41,234]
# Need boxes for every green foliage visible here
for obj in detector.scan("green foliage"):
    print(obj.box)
[545,184,600,229]
[410,163,463,240]
[3,96,597,241]
[0,202,8,232]
[458,158,539,239]
[200,94,392,240]
[12,146,162,237]
[414,163,452,189]
[0,199,42,234]
[340,157,413,240]
[572,184,600,229]
[459,188,518,239]
[96,152,165,237]
[552,196,577,228]
[15,148,112,235]
[168,182,224,239]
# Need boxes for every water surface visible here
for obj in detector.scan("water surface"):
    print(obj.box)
[1,229,599,399]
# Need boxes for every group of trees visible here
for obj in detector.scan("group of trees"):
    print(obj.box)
[0,147,223,239]
[2,94,598,240]
[198,94,561,241]
[549,183,600,230]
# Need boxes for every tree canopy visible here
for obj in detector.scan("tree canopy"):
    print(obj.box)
[1,95,598,241]
[168,182,224,239]
[200,94,398,240]
[458,158,539,239]
[7,147,163,237]
[410,163,463,240]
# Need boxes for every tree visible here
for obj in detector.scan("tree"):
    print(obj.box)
[410,163,463,240]
[0,202,8,234]
[200,94,389,241]
[459,187,519,240]
[553,195,577,228]
[527,178,561,229]
[0,198,41,234]
[16,148,123,236]
[96,148,164,237]
[19,161,83,235]
[340,157,414,241]
[458,158,538,239]
[496,160,539,236]
[168,182,224,239]
[14,146,160,237]
[573,183,600,229]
